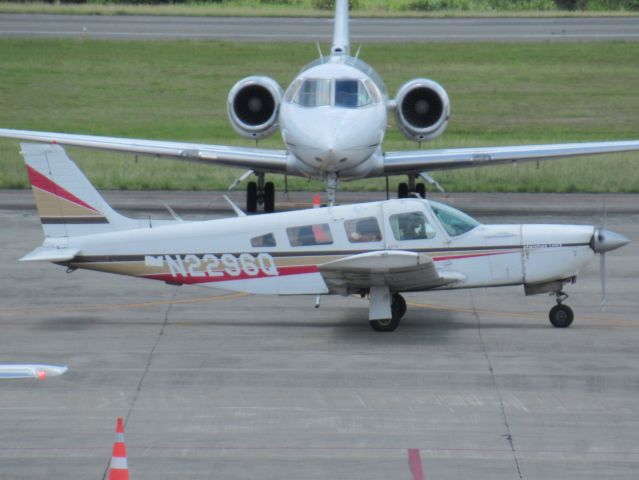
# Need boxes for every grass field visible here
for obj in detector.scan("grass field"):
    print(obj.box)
[1,1,639,17]
[0,38,638,193]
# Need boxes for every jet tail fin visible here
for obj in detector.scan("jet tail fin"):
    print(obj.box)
[21,142,138,238]
[331,0,350,56]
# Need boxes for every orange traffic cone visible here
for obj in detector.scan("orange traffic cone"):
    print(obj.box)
[108,417,130,480]
[313,194,320,208]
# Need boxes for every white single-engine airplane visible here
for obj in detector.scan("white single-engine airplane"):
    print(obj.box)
[1,1,639,212]
[15,142,628,331]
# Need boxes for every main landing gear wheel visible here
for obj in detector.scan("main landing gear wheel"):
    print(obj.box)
[264,181,275,213]
[397,179,426,199]
[246,181,258,213]
[246,178,275,213]
[549,304,574,328]
[369,293,407,332]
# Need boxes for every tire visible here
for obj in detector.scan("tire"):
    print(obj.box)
[246,181,257,213]
[415,183,426,199]
[369,316,400,332]
[392,293,407,319]
[264,181,275,213]
[398,182,408,199]
[549,304,574,328]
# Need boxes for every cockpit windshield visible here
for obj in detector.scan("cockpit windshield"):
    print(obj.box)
[291,78,374,108]
[335,79,371,108]
[293,79,331,107]
[429,201,480,237]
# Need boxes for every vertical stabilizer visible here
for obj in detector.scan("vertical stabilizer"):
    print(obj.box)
[21,142,137,238]
[331,0,350,56]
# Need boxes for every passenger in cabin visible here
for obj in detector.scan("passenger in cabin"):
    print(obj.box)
[349,218,382,243]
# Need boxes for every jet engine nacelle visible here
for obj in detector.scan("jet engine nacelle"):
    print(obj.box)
[394,79,450,142]
[227,76,283,140]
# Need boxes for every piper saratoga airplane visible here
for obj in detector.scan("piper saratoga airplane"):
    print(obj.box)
[1,1,639,212]
[15,142,628,331]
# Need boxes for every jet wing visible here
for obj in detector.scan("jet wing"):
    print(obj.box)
[318,250,464,293]
[383,140,639,175]
[0,128,289,172]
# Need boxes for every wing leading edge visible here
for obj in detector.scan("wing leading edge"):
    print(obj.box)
[0,128,289,173]
[383,140,639,175]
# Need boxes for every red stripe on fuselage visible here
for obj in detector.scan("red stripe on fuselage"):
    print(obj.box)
[27,165,98,212]
[142,265,319,285]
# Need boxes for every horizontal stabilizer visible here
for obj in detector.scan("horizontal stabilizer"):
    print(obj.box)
[19,246,80,262]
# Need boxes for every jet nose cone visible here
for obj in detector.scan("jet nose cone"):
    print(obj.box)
[591,228,630,253]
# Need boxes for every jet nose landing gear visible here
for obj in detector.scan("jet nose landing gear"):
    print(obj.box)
[549,291,574,328]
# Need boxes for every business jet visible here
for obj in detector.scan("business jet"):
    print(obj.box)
[14,142,628,331]
[1,1,639,212]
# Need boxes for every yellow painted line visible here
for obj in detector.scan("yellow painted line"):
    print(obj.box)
[1,292,249,315]
[407,301,638,327]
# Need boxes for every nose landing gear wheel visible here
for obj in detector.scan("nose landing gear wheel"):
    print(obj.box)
[549,304,574,328]
[369,293,406,332]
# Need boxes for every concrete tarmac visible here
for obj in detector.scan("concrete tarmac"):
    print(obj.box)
[1,200,638,479]
[1,14,639,42]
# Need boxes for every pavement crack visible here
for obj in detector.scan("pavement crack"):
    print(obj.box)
[469,291,523,479]
[100,287,178,480]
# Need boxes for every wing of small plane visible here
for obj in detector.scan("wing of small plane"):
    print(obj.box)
[383,140,639,174]
[0,128,289,172]
[319,250,464,293]
[0,364,68,380]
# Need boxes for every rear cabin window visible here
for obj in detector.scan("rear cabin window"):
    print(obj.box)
[287,224,333,247]
[389,211,436,241]
[251,233,276,247]
[344,217,382,243]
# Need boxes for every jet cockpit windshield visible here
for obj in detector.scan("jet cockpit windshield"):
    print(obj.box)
[288,78,378,108]
[429,201,481,237]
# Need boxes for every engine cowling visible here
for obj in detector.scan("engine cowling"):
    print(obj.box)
[394,79,450,142]
[227,76,283,140]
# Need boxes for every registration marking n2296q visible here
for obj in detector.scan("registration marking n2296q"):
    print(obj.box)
[145,253,279,278]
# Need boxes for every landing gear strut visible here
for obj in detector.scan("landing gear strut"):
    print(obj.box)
[549,291,574,328]
[398,174,426,199]
[369,293,407,332]
[246,172,275,213]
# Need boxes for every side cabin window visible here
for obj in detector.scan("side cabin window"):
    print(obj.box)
[287,223,333,247]
[251,233,276,247]
[344,217,382,243]
[389,211,436,241]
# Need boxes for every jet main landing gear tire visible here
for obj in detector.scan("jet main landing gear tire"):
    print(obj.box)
[549,304,574,328]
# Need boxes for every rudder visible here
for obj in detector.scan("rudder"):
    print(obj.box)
[21,142,136,238]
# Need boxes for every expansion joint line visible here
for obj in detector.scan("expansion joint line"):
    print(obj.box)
[469,290,523,479]
[101,286,178,480]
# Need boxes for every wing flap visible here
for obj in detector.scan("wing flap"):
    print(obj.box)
[383,140,639,174]
[319,250,463,292]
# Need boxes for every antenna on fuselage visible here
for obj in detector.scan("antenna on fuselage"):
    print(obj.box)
[331,0,350,56]
[316,42,324,62]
